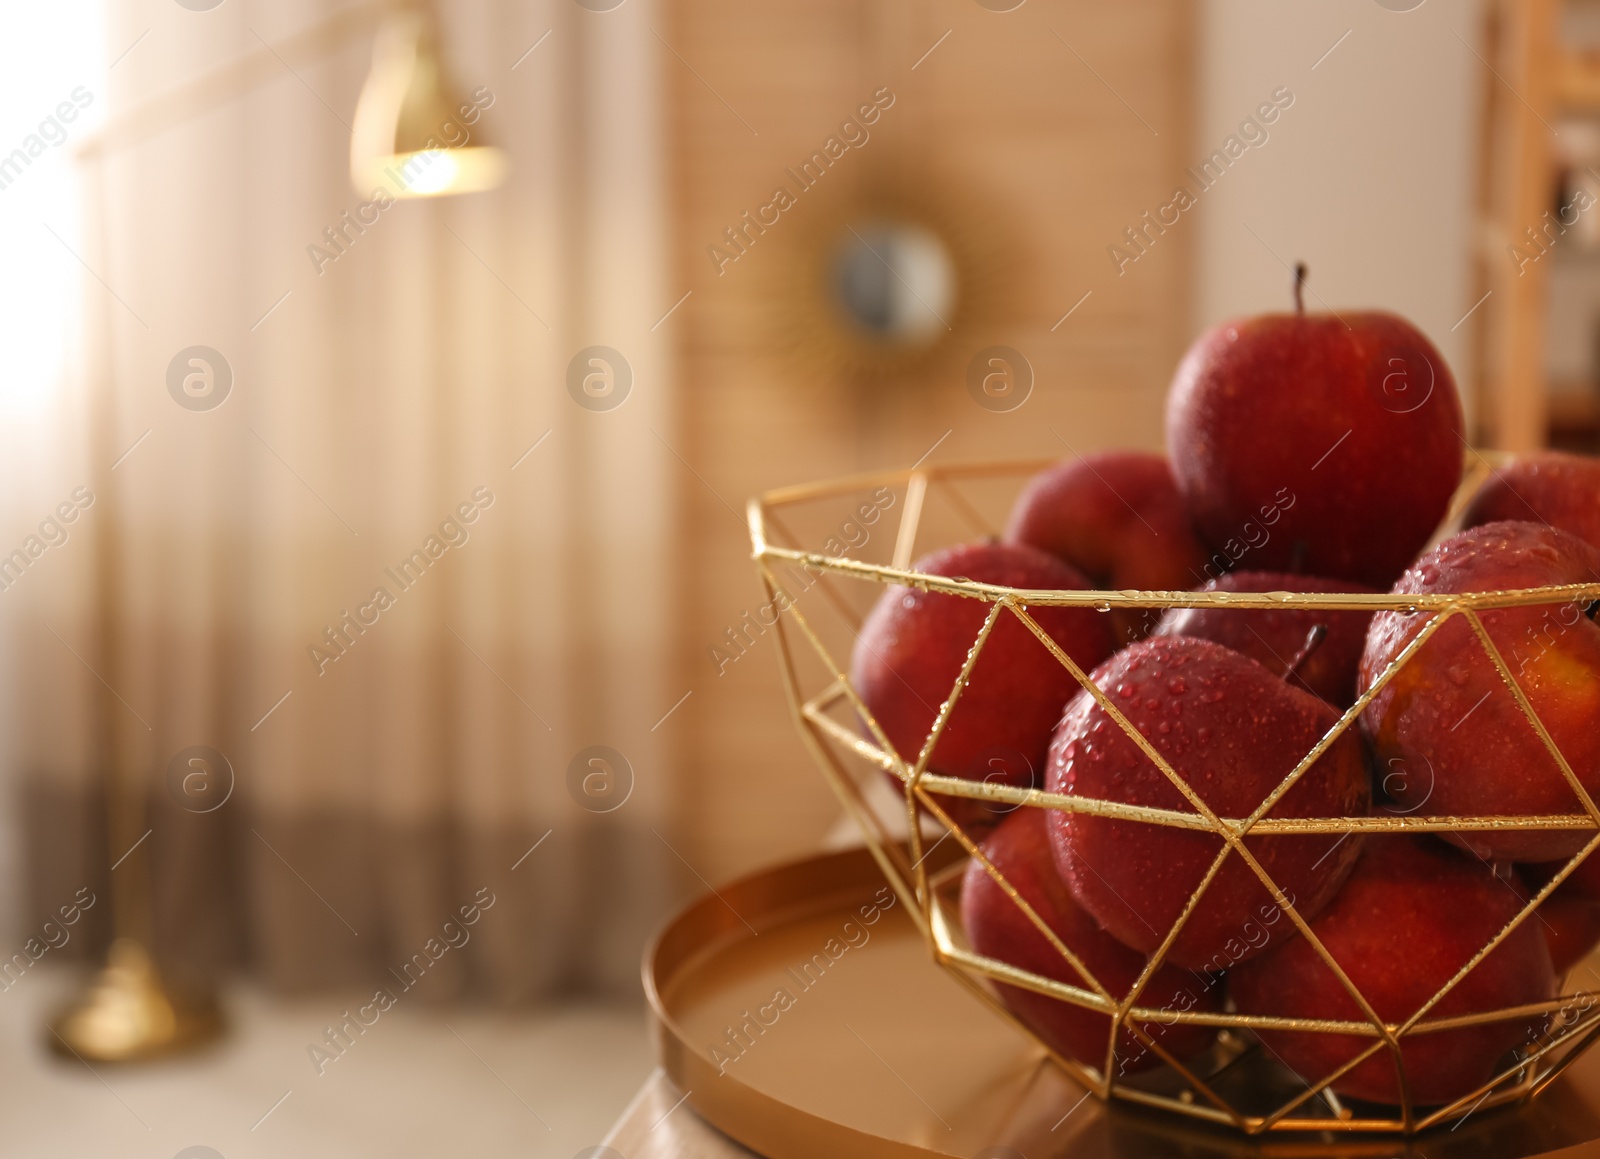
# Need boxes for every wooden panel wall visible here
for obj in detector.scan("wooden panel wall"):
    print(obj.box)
[663,0,1195,879]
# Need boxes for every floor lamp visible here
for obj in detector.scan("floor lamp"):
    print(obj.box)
[49,0,503,1062]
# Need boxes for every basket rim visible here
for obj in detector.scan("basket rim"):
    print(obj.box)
[746,453,1599,611]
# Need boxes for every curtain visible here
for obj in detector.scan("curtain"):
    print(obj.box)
[5,0,679,1000]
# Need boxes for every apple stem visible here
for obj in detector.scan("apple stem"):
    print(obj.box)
[1282,623,1327,684]
[1293,263,1307,315]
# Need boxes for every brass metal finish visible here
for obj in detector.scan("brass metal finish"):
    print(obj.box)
[48,939,223,1064]
[643,845,1600,1157]
[747,453,1600,1136]
[349,4,507,197]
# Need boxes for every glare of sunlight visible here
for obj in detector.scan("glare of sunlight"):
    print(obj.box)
[0,2,106,415]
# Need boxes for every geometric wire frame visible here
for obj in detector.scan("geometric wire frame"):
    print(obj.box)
[748,455,1600,1136]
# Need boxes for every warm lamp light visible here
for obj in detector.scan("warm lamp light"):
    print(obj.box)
[350,8,507,199]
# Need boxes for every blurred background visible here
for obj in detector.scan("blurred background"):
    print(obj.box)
[0,0,1583,1153]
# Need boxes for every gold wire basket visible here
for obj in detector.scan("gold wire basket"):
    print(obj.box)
[747,455,1600,1137]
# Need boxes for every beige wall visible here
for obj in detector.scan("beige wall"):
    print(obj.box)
[1195,0,1485,419]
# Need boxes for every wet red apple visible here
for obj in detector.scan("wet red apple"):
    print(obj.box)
[962,808,1221,1072]
[1231,837,1554,1107]
[1358,522,1600,861]
[1151,570,1375,707]
[1535,886,1600,979]
[1005,452,1208,644]
[1166,268,1463,589]
[851,542,1114,830]
[1045,635,1370,971]
[1462,450,1600,551]
[1523,851,1600,977]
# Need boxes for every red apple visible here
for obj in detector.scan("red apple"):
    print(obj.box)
[962,808,1221,1072]
[1529,845,1600,899]
[1462,450,1600,551]
[1523,852,1600,977]
[1358,522,1600,861]
[1004,452,1209,644]
[1231,837,1554,1107]
[1046,636,1370,971]
[851,542,1114,829]
[1151,571,1375,707]
[1535,887,1600,979]
[1166,274,1464,589]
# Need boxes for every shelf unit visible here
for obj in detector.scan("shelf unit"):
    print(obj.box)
[1478,0,1600,451]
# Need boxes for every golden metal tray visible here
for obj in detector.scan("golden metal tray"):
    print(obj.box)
[644,844,1600,1158]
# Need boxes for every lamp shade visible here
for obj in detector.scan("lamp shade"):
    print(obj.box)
[349,10,507,198]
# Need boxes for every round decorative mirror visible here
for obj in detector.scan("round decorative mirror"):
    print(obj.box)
[760,168,1012,385]
[830,221,957,346]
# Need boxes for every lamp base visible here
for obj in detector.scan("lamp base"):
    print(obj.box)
[48,938,223,1063]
